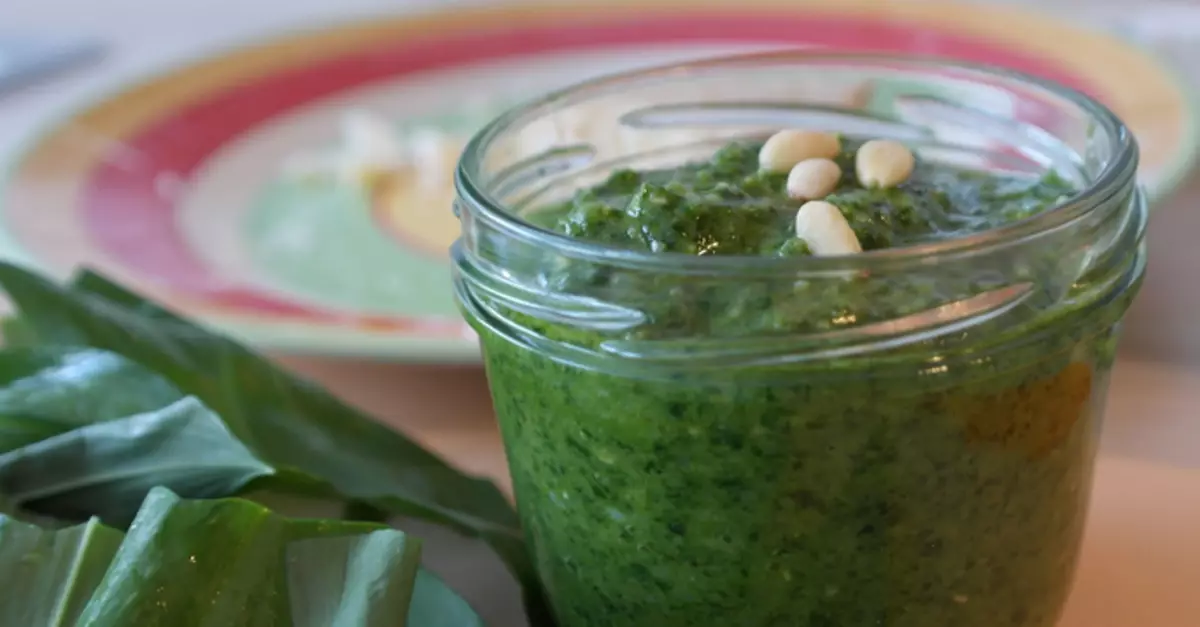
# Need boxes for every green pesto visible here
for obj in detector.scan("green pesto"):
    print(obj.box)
[529,141,1075,255]
[468,140,1139,627]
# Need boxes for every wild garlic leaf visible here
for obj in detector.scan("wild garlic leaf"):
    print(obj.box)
[0,262,542,617]
[0,397,272,525]
[0,347,183,453]
[0,516,123,626]
[1,488,477,627]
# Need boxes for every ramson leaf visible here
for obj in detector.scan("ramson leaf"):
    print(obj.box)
[0,347,183,453]
[0,397,273,525]
[0,516,122,626]
[77,488,423,626]
[0,263,538,609]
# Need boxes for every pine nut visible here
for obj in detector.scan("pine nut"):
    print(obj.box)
[786,158,842,200]
[759,130,841,172]
[794,201,862,256]
[855,139,915,188]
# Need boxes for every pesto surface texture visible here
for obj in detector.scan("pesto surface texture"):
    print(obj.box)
[530,141,1074,255]
[468,139,1138,627]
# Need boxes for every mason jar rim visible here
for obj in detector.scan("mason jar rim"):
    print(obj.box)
[455,50,1138,275]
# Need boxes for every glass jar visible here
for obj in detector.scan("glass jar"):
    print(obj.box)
[452,53,1145,627]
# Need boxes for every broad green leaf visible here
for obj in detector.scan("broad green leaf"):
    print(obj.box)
[0,347,184,452]
[0,516,123,626]
[1,315,41,347]
[72,271,186,323]
[78,487,423,627]
[0,413,67,457]
[0,397,273,525]
[407,570,486,627]
[0,263,533,591]
[0,488,480,627]
[287,531,421,627]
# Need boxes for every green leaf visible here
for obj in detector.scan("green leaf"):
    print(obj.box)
[0,347,184,452]
[0,413,69,457]
[407,570,486,627]
[286,531,421,627]
[78,488,424,627]
[72,270,185,323]
[0,516,123,626]
[0,263,533,592]
[0,397,273,525]
[0,488,483,627]
[1,315,40,347]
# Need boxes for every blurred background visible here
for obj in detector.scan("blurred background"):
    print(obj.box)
[2,1,1199,625]
[3,0,1200,364]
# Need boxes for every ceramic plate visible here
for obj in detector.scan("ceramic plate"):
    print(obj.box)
[2,0,1194,361]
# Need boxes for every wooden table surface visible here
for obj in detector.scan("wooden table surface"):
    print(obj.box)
[277,354,1200,626]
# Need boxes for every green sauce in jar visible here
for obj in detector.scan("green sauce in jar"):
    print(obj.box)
[462,136,1142,627]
